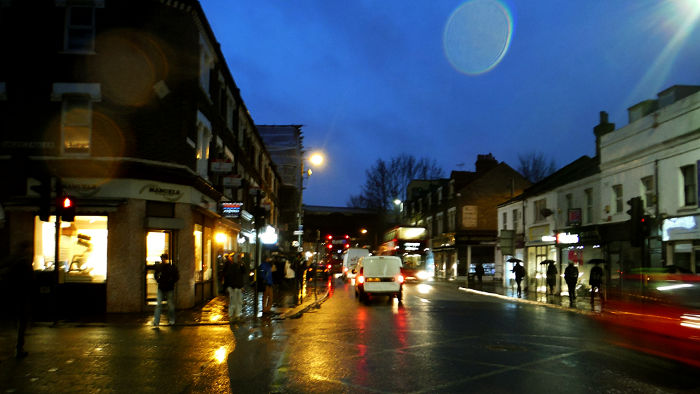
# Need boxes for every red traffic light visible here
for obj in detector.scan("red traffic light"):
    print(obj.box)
[62,197,73,209]
[326,234,333,240]
[326,244,333,249]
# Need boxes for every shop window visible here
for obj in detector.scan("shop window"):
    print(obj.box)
[34,216,108,283]
[194,224,203,282]
[513,209,519,232]
[62,95,92,155]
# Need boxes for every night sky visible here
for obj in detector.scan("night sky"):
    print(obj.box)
[200,0,700,206]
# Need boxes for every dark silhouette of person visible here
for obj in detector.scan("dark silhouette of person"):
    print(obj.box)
[546,261,558,295]
[153,253,179,326]
[475,263,485,285]
[3,241,35,358]
[564,262,579,305]
[589,262,604,305]
[512,262,525,297]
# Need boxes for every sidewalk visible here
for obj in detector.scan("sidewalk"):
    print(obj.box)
[18,279,331,328]
[459,278,604,315]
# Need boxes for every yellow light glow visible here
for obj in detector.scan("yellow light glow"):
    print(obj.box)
[214,232,227,244]
[214,346,227,364]
[209,314,222,322]
[309,152,324,166]
[417,284,432,294]
[361,228,368,234]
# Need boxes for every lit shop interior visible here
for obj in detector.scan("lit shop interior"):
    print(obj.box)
[33,216,108,283]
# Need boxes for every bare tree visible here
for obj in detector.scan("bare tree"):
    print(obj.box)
[517,152,556,183]
[348,154,444,212]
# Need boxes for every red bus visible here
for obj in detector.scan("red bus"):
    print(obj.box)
[378,226,433,281]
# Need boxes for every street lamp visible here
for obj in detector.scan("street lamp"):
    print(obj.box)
[297,151,326,252]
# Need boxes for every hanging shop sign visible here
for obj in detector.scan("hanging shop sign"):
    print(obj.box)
[210,160,234,173]
[220,202,243,218]
[222,175,242,187]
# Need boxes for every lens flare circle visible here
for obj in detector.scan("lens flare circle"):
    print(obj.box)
[443,0,513,75]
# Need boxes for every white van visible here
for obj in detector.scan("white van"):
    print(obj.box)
[342,248,370,280]
[354,255,404,302]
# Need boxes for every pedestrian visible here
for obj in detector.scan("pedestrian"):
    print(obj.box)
[1,241,34,358]
[475,262,485,284]
[589,261,604,304]
[564,261,579,305]
[293,252,306,303]
[153,253,179,327]
[512,261,526,297]
[260,257,275,313]
[223,253,247,320]
[546,261,558,295]
[283,257,296,306]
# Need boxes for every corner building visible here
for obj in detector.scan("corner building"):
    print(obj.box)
[0,0,283,315]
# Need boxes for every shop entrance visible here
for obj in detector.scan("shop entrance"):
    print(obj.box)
[145,230,173,305]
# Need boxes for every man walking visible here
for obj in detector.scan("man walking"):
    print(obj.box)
[564,261,579,306]
[153,253,179,327]
[589,261,604,305]
[223,253,247,321]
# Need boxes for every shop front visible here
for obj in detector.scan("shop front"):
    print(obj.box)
[662,214,700,273]
[555,228,604,299]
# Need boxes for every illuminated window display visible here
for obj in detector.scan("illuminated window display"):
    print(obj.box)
[194,224,203,281]
[34,216,108,283]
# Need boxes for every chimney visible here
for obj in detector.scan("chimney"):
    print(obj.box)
[593,111,615,159]
[475,153,498,174]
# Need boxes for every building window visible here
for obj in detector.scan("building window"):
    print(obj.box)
[502,212,507,230]
[34,215,108,283]
[194,224,203,282]
[534,199,547,222]
[513,209,519,231]
[436,212,444,234]
[565,193,573,211]
[613,184,623,213]
[449,180,455,199]
[681,165,698,207]
[196,111,212,179]
[437,187,443,205]
[199,34,214,98]
[426,216,433,238]
[61,95,92,155]
[52,82,100,156]
[447,208,456,232]
[641,176,655,208]
[585,188,593,224]
[64,6,96,52]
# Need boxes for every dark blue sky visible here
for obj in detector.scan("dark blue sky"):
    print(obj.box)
[200,0,700,207]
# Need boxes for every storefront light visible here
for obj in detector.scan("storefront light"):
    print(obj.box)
[259,225,278,245]
[215,232,227,244]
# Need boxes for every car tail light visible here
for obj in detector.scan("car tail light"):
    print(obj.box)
[357,275,365,284]
[327,264,332,270]
[397,274,405,284]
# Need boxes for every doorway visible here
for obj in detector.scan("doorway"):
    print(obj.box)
[145,230,173,305]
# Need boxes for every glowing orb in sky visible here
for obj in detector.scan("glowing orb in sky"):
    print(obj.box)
[443,0,514,75]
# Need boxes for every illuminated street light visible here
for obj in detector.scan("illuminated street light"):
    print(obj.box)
[394,199,402,206]
[309,152,324,166]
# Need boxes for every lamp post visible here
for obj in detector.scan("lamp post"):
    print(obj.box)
[297,151,325,252]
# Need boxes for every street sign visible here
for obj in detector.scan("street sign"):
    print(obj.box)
[293,230,303,235]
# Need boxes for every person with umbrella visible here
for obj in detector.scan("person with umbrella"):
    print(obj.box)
[509,258,525,297]
[545,260,557,295]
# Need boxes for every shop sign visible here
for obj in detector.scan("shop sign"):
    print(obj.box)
[139,184,183,202]
[567,208,582,226]
[220,202,243,218]
[556,232,579,244]
[662,215,700,241]
[223,175,242,187]
[499,230,514,255]
[210,160,233,173]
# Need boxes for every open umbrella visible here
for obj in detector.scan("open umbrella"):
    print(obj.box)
[506,257,522,263]
[540,259,555,265]
[587,258,605,265]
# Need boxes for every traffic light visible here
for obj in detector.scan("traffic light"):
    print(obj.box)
[59,196,76,222]
[626,197,643,246]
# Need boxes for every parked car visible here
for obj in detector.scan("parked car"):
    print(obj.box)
[354,255,404,302]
